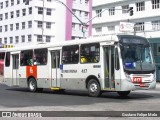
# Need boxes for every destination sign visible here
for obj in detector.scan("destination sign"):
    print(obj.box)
[120,37,148,45]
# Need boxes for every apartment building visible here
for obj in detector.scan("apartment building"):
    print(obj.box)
[0,0,92,47]
[92,0,160,81]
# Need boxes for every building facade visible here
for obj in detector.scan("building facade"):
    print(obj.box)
[92,0,160,81]
[0,0,92,47]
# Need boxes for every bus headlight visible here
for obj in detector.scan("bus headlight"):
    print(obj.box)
[125,73,131,82]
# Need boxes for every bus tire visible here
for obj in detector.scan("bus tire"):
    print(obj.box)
[117,91,130,97]
[28,78,37,92]
[87,79,101,97]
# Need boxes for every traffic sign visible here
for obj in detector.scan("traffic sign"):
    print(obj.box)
[119,22,134,32]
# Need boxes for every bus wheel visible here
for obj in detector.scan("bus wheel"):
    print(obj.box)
[117,91,130,97]
[28,78,37,92]
[87,79,101,97]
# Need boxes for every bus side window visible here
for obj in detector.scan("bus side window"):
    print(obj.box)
[20,50,33,66]
[34,48,47,65]
[80,43,100,63]
[115,48,120,70]
[5,52,10,67]
[62,45,79,64]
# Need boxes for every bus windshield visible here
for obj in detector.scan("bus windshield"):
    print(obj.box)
[120,43,154,73]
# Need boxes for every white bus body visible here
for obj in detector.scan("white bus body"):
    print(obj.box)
[3,35,156,97]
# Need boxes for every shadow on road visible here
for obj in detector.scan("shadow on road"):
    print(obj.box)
[5,86,156,100]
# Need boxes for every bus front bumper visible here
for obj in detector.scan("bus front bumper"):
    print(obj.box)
[120,80,156,91]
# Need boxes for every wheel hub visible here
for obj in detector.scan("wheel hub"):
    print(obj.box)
[90,83,97,93]
[30,81,35,90]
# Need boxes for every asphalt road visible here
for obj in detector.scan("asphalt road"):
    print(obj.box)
[0,83,160,119]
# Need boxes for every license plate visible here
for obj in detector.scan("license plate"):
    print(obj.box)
[140,84,145,87]
[132,77,142,83]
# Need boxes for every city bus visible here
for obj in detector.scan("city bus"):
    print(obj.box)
[3,34,156,97]
[0,48,6,82]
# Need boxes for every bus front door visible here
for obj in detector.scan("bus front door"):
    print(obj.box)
[12,54,19,86]
[104,46,115,89]
[51,50,60,88]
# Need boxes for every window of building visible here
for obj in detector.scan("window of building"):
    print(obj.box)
[95,27,102,33]
[20,50,33,66]
[29,7,32,14]
[122,5,129,14]
[16,23,19,30]
[22,9,26,16]
[5,13,8,19]
[72,23,75,30]
[109,7,115,16]
[37,35,42,42]
[5,25,8,32]
[136,2,145,11]
[108,26,115,33]
[80,0,82,4]
[10,24,13,31]
[5,1,9,7]
[46,22,51,29]
[16,10,20,17]
[72,9,76,15]
[46,36,50,42]
[71,36,75,40]
[10,37,13,44]
[28,35,31,42]
[46,8,51,15]
[15,36,19,43]
[152,20,160,30]
[79,10,82,17]
[0,38,2,44]
[85,0,89,5]
[62,45,79,64]
[96,9,102,17]
[152,0,160,9]
[38,7,43,14]
[80,43,100,63]
[28,21,32,28]
[84,12,88,18]
[0,26,2,32]
[11,0,14,6]
[21,35,25,42]
[22,22,25,29]
[135,22,144,31]
[34,48,47,65]
[10,11,14,18]
[17,0,20,4]
[73,0,76,3]
[0,14,3,21]
[79,24,82,30]
[37,21,43,28]
[4,37,7,44]
[0,2,3,9]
